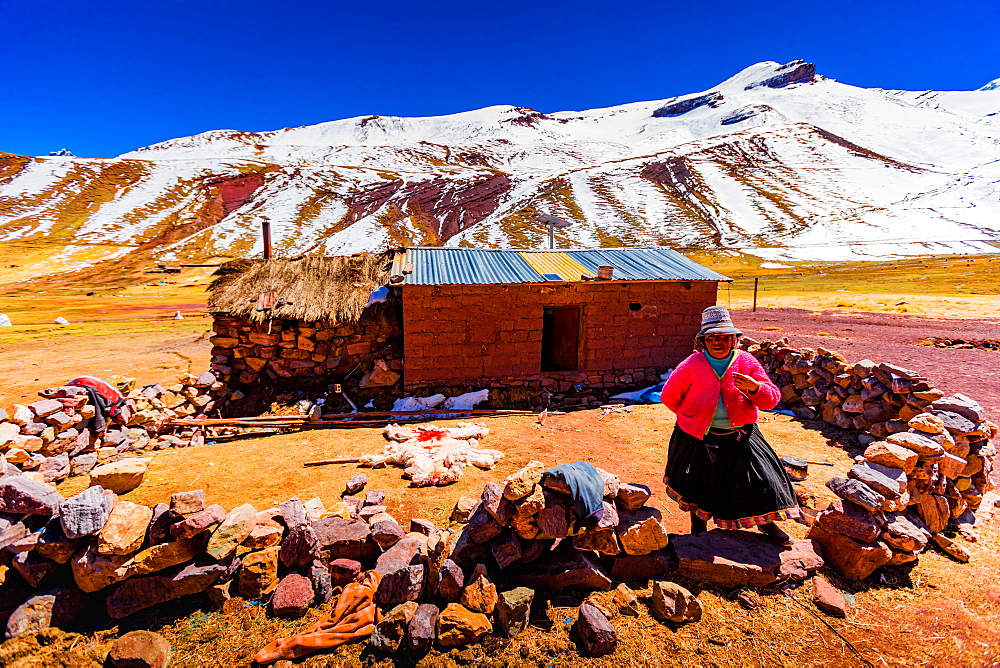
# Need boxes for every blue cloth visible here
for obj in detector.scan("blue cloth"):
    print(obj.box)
[544,462,605,523]
[703,351,735,429]
[638,381,665,403]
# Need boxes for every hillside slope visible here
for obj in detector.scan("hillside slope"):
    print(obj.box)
[2,60,999,285]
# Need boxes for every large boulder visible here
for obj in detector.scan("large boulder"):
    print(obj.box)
[375,537,425,606]
[170,504,226,539]
[814,499,883,543]
[98,501,153,555]
[4,587,86,640]
[495,587,533,638]
[89,458,151,494]
[371,601,418,652]
[0,476,63,516]
[118,537,207,579]
[669,529,823,588]
[513,546,611,592]
[60,486,117,539]
[313,517,378,562]
[460,564,498,614]
[436,603,492,647]
[106,561,227,618]
[615,507,669,555]
[238,546,280,598]
[271,573,315,617]
[806,524,892,581]
[206,503,257,559]
[407,603,439,652]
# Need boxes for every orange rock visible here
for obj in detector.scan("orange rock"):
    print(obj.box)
[436,603,492,647]
[863,442,917,474]
[805,524,891,581]
[460,564,497,614]
[98,501,153,556]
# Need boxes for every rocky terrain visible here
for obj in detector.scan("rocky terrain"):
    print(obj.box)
[1,60,999,286]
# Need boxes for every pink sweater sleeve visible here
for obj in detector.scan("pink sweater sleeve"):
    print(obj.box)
[660,353,698,414]
[740,352,780,410]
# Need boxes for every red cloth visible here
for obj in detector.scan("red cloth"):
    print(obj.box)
[661,350,780,437]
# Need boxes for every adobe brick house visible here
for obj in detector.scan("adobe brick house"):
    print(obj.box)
[207,247,728,410]
[393,247,728,401]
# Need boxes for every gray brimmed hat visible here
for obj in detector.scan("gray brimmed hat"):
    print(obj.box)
[697,306,742,337]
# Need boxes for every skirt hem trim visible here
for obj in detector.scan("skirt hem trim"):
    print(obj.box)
[662,477,802,529]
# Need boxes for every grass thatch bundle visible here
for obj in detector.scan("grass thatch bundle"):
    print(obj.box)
[208,252,397,323]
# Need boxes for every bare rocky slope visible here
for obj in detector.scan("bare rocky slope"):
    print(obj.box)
[2,60,999,284]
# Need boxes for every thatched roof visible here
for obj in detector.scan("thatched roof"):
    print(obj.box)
[208,253,397,323]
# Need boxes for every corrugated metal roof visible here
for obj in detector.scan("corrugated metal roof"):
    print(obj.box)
[393,247,730,285]
[518,252,592,281]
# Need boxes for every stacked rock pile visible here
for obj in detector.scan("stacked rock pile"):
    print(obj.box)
[2,461,827,658]
[745,338,953,437]
[0,373,229,485]
[807,406,997,580]
[743,338,998,580]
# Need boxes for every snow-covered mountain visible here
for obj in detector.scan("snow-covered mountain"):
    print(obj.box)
[1,60,999,283]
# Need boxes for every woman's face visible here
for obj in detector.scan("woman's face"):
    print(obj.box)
[704,334,735,359]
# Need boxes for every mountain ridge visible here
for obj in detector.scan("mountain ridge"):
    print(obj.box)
[1,60,999,286]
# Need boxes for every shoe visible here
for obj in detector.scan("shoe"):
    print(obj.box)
[690,513,708,534]
[759,522,792,545]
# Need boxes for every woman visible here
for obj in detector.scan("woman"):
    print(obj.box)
[660,305,800,542]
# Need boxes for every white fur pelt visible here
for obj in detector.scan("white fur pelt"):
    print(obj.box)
[360,422,503,486]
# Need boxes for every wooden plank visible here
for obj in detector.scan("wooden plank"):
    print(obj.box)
[256,291,276,310]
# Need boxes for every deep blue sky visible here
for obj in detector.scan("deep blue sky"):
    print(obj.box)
[3,0,998,158]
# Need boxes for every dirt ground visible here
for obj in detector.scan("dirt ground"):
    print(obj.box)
[4,255,1000,666]
[28,406,1000,667]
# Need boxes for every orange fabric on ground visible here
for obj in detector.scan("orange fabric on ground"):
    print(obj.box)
[253,571,382,663]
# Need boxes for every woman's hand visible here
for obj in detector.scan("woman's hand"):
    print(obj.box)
[732,372,760,394]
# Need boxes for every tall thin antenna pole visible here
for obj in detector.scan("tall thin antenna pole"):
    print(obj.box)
[548,223,554,249]
[261,216,272,260]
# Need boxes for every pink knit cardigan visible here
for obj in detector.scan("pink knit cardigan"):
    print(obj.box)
[661,350,780,437]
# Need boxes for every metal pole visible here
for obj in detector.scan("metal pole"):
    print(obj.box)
[262,218,272,260]
[752,277,759,312]
[548,223,554,249]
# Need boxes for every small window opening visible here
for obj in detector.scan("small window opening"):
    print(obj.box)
[541,306,580,371]
[629,302,642,311]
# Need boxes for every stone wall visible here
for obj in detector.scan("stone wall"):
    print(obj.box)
[209,312,403,395]
[402,281,716,402]
[746,337,965,437]
[744,337,998,579]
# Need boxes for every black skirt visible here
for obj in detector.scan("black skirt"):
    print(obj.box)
[662,424,801,529]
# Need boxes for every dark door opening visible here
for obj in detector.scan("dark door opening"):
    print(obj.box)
[541,306,580,371]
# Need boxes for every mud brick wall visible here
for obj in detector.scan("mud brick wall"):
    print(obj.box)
[209,315,402,386]
[402,280,717,392]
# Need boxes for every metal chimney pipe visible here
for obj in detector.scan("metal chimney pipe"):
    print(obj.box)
[261,216,272,260]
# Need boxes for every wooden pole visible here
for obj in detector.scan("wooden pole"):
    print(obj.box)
[304,457,361,467]
[752,277,759,312]
[262,218,272,260]
[167,408,554,429]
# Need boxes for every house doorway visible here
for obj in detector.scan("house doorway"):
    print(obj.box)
[541,306,580,371]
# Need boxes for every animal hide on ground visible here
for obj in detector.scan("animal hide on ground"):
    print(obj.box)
[360,422,504,486]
